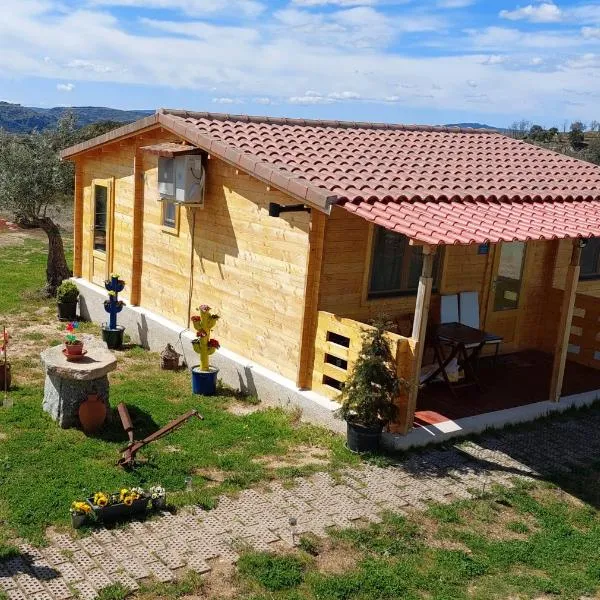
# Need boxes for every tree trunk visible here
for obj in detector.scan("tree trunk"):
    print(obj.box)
[38,217,71,296]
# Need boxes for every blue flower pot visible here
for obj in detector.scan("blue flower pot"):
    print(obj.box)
[191,367,219,396]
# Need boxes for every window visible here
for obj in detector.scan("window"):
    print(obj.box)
[93,185,108,252]
[580,237,600,279]
[368,227,439,298]
[162,200,178,231]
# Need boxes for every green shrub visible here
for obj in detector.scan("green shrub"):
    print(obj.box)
[56,280,79,303]
[336,321,404,428]
[238,552,307,591]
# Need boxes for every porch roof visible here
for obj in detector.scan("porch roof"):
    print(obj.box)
[61,109,600,244]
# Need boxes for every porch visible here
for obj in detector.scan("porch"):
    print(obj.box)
[415,349,600,426]
[309,271,600,435]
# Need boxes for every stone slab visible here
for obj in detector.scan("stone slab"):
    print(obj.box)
[40,338,117,382]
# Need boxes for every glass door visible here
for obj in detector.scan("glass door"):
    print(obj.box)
[485,241,527,350]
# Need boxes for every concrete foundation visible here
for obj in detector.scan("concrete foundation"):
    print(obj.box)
[74,278,344,433]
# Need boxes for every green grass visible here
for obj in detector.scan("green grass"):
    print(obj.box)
[238,552,310,591]
[0,235,355,545]
[0,238,58,314]
[233,480,600,600]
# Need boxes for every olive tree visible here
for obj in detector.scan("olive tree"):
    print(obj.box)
[0,115,76,295]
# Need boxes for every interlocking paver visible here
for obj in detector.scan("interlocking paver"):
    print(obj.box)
[1,412,599,599]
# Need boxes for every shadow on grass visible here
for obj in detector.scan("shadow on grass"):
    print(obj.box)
[89,404,161,445]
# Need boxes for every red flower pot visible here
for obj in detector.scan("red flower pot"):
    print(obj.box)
[64,341,84,356]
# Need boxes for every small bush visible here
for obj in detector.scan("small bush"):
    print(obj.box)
[56,280,79,303]
[238,552,308,591]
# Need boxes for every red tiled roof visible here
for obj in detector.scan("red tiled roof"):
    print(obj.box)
[61,110,600,245]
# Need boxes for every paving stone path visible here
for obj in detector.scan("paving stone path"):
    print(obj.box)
[2,411,600,600]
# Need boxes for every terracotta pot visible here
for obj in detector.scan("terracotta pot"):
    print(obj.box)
[0,362,11,392]
[64,341,84,356]
[79,393,107,433]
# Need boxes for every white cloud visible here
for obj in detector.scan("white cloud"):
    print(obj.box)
[466,79,478,87]
[88,0,265,18]
[479,54,505,64]
[67,59,114,73]
[56,82,75,91]
[582,26,600,39]
[3,0,600,122]
[212,97,243,104]
[500,3,563,23]
[437,0,474,7]
[328,91,361,99]
[291,0,376,5]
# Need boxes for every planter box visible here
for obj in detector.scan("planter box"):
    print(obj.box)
[88,496,149,522]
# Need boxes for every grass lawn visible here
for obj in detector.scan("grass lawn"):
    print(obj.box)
[0,232,355,547]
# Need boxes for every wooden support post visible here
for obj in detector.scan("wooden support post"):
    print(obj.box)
[129,148,144,306]
[549,239,581,402]
[296,210,327,389]
[73,161,84,278]
[396,245,435,434]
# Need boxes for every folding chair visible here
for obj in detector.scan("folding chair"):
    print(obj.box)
[459,291,502,362]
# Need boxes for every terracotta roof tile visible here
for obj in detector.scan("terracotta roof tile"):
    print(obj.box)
[61,109,600,244]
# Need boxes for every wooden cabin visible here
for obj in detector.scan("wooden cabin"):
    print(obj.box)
[61,110,600,435]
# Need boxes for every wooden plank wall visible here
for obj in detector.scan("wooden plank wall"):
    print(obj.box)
[187,160,310,382]
[311,310,410,398]
[79,133,311,383]
[80,143,136,293]
[318,209,586,360]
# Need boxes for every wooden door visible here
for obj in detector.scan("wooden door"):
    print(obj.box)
[484,241,527,352]
[89,179,114,286]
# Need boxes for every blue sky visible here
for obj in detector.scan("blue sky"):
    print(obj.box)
[1,0,600,127]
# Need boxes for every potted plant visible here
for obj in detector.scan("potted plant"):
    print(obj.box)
[87,488,149,523]
[102,274,126,349]
[0,327,10,394]
[56,280,79,321]
[190,305,220,396]
[149,485,166,510]
[336,321,403,453]
[70,501,94,529]
[63,321,85,358]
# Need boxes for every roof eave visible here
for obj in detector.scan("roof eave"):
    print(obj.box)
[60,112,162,160]
[158,112,333,213]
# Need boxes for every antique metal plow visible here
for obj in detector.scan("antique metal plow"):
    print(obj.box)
[117,402,203,468]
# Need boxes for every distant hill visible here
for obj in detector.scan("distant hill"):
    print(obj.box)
[0,102,153,133]
[444,122,500,130]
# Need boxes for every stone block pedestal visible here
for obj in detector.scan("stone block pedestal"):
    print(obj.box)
[40,336,117,429]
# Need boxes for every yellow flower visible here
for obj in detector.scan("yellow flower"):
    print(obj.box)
[119,488,129,502]
[71,501,92,515]
[93,492,109,507]
[123,495,133,506]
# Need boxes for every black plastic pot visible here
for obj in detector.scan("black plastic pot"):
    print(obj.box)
[57,301,77,321]
[101,325,125,349]
[88,496,149,523]
[346,421,383,453]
